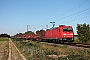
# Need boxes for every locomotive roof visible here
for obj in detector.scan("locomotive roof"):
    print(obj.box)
[47,25,72,30]
[47,27,58,30]
[59,25,65,26]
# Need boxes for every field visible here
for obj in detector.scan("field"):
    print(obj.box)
[0,38,9,60]
[12,38,90,60]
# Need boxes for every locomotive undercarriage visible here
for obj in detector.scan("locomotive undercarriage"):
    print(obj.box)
[62,38,74,42]
[45,38,74,43]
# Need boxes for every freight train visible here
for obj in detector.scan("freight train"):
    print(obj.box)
[16,25,74,43]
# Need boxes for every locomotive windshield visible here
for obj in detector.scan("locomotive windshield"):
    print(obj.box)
[63,28,73,31]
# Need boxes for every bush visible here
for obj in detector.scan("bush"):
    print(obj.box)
[77,23,90,43]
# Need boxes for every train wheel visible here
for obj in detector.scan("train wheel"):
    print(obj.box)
[68,41,72,44]
[57,39,60,44]
[47,39,49,42]
[61,40,64,44]
[52,39,55,43]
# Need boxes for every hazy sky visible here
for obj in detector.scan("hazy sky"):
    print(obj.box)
[0,0,90,36]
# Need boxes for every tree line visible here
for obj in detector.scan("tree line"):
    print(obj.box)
[0,33,10,38]
[14,29,45,37]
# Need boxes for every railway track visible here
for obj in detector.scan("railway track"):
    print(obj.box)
[27,38,90,49]
[40,41,90,51]
[65,43,90,48]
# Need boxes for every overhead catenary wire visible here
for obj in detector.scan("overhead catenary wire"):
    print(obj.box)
[35,0,89,25]
[46,0,90,26]
[61,8,90,24]
[58,0,90,16]
[58,0,89,16]
[58,8,90,21]
[62,15,90,24]
[30,0,90,30]
[54,0,90,24]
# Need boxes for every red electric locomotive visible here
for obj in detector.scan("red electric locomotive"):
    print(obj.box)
[45,25,74,43]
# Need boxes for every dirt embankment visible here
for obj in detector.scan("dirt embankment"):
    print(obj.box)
[8,38,27,60]
[0,38,9,60]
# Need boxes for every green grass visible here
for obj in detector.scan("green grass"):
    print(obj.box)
[0,38,9,41]
[86,40,90,44]
[74,37,81,43]
[12,38,90,60]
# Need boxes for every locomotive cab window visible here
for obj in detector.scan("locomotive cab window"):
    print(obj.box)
[68,28,73,31]
[63,28,73,32]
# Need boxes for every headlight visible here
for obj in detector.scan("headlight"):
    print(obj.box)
[70,34,73,35]
[63,34,66,35]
